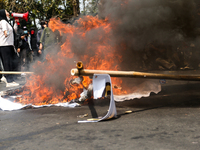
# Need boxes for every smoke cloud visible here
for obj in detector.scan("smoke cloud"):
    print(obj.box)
[97,0,200,70]
[27,0,200,101]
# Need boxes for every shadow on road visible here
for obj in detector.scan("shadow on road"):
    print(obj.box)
[115,82,200,117]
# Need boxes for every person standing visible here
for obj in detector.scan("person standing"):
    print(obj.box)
[24,26,33,70]
[37,20,47,61]
[17,28,29,71]
[0,9,19,87]
[39,20,59,61]
[17,26,35,71]
[30,27,38,62]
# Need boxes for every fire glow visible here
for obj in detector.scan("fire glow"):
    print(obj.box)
[16,15,129,106]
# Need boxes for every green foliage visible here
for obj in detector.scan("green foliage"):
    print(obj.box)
[1,0,80,29]
[0,0,6,9]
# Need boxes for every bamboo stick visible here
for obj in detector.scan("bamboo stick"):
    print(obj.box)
[0,71,34,75]
[71,68,200,81]
[76,61,84,70]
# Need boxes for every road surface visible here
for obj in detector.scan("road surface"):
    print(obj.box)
[1,73,200,150]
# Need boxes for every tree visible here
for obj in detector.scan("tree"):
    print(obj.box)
[0,0,6,9]
[82,0,99,15]
[1,0,80,29]
[72,0,80,17]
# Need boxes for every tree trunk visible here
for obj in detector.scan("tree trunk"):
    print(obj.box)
[83,0,85,15]
[72,0,80,17]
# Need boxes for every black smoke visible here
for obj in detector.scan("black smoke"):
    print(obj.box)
[96,0,200,70]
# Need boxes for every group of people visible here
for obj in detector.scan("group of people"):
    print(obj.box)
[0,9,59,87]
[16,21,47,71]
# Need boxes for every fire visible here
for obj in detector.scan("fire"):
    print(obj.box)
[16,15,129,105]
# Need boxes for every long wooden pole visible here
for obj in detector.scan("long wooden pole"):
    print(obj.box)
[71,68,200,81]
[0,71,34,75]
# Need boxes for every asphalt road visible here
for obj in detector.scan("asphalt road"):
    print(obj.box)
[1,73,200,150]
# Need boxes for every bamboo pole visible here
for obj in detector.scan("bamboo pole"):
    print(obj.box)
[71,68,200,81]
[0,71,34,75]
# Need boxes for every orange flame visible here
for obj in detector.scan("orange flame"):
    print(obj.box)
[16,15,129,105]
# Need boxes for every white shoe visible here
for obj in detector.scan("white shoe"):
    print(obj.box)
[6,82,19,87]
[1,76,7,83]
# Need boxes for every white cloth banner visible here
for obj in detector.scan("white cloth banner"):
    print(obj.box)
[78,74,117,123]
[0,96,80,111]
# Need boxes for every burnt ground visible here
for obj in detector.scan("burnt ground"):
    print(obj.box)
[1,71,200,150]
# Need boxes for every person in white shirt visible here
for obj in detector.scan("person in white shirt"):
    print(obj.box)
[0,9,19,87]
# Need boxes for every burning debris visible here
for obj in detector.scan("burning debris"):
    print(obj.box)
[68,76,93,103]
[1,0,200,107]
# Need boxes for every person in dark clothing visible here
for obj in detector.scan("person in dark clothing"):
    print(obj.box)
[37,20,47,61]
[17,27,31,71]
[37,21,46,47]
[30,27,38,61]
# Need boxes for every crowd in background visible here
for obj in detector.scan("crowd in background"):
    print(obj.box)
[16,20,47,71]
[0,9,59,87]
